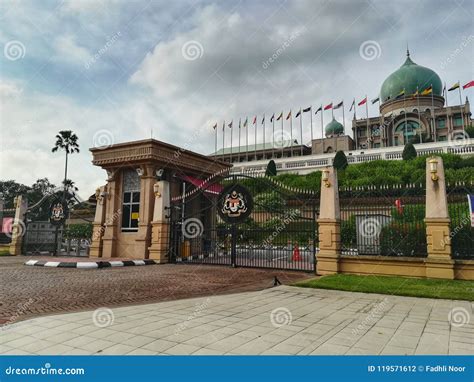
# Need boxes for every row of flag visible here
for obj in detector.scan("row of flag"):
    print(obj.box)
[211,80,474,130]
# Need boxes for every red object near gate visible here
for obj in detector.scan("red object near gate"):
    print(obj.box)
[292,243,301,261]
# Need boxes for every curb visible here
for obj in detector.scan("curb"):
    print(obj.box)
[24,259,157,269]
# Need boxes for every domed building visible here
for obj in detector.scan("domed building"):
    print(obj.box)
[352,50,471,149]
[312,117,355,154]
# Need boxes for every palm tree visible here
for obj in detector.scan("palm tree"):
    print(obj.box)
[51,131,80,197]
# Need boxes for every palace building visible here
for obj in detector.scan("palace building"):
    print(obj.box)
[210,50,472,165]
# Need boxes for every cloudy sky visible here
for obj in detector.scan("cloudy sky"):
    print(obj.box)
[1,0,472,198]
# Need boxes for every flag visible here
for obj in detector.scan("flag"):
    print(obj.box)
[468,194,474,228]
[395,199,403,215]
[303,106,311,113]
[349,99,355,111]
[286,110,292,120]
[411,89,419,99]
[295,109,301,118]
[270,113,275,123]
[238,119,241,129]
[212,123,217,130]
[276,112,283,121]
[463,80,474,90]
[358,97,367,106]
[448,82,460,91]
[442,84,446,97]
[228,120,233,128]
[421,86,432,95]
[324,103,333,110]
[252,116,257,125]
[222,121,225,130]
[315,106,322,115]
[395,89,405,98]
[334,101,343,109]
[243,118,248,127]
[371,97,380,104]
[261,115,265,124]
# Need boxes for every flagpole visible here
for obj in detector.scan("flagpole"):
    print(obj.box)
[416,87,422,143]
[230,121,233,162]
[254,118,257,160]
[458,79,465,133]
[342,102,346,134]
[353,99,357,149]
[262,114,266,160]
[214,125,217,159]
[272,116,275,159]
[310,107,313,142]
[290,111,293,157]
[238,118,241,163]
[321,105,324,153]
[366,95,369,149]
[444,83,451,135]
[246,117,249,162]
[222,121,225,161]
[299,109,303,156]
[431,84,436,142]
[281,111,284,158]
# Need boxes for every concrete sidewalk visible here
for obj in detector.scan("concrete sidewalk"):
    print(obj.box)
[1,286,472,355]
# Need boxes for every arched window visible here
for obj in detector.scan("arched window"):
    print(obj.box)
[394,120,420,146]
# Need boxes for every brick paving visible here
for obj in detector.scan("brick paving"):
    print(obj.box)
[0,256,311,325]
[1,286,472,355]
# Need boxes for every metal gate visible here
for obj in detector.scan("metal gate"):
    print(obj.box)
[169,173,318,272]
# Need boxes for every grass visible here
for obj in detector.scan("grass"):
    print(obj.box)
[0,250,12,256]
[294,274,474,301]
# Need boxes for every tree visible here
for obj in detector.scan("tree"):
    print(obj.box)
[402,143,417,161]
[333,150,348,170]
[51,131,80,196]
[0,180,30,209]
[63,179,79,193]
[265,160,277,176]
[465,124,474,138]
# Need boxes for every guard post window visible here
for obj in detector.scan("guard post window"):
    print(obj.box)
[122,169,140,232]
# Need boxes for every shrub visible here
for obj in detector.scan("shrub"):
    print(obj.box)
[402,143,417,160]
[265,160,277,176]
[64,223,92,239]
[333,150,348,170]
[379,223,427,257]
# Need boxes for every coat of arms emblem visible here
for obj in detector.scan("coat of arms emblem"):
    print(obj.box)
[49,200,68,225]
[218,184,253,223]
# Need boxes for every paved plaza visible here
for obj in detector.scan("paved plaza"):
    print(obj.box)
[1,286,472,355]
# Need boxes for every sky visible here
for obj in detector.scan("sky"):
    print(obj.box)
[1,0,473,199]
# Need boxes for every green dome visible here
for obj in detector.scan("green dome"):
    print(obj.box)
[325,118,344,137]
[380,52,442,103]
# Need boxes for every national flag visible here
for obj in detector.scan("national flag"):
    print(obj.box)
[411,89,419,99]
[212,123,217,130]
[371,97,380,104]
[276,112,283,121]
[395,199,403,215]
[463,80,474,90]
[295,109,301,118]
[286,110,292,120]
[270,113,275,123]
[222,121,225,130]
[395,89,405,98]
[228,120,233,128]
[468,194,474,228]
[442,84,446,97]
[421,86,432,95]
[358,97,367,106]
[349,99,355,111]
[314,106,322,115]
[252,116,257,125]
[324,103,333,110]
[303,106,311,113]
[261,115,265,124]
[334,101,343,109]
[243,118,248,127]
[448,82,460,91]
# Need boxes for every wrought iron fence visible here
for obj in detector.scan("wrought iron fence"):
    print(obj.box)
[339,184,427,257]
[447,182,474,260]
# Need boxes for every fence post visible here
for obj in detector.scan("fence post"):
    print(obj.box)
[316,166,341,275]
[424,156,454,279]
[9,195,28,256]
[89,185,107,258]
[148,180,170,263]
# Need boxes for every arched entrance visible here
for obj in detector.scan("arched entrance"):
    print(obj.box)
[393,119,420,146]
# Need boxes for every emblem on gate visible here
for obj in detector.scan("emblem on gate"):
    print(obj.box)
[49,199,68,225]
[218,184,253,223]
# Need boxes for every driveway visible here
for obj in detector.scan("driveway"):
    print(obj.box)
[1,286,472,355]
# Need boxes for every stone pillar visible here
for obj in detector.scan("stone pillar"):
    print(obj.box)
[135,165,156,259]
[89,185,107,258]
[148,180,170,263]
[9,195,28,256]
[102,171,120,258]
[425,156,454,279]
[316,167,341,275]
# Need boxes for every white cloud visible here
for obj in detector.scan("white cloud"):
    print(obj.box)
[53,35,92,65]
